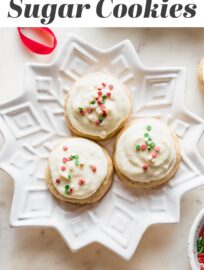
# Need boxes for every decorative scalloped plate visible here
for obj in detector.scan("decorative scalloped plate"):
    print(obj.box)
[0,34,204,260]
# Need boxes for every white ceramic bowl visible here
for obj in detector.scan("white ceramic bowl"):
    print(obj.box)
[188,208,204,270]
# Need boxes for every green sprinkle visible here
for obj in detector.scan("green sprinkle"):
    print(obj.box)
[98,115,104,123]
[150,142,155,149]
[102,95,107,100]
[68,174,71,180]
[144,133,149,138]
[147,146,151,151]
[148,136,152,141]
[78,107,83,111]
[197,245,203,254]
[75,160,80,166]
[146,125,152,132]
[65,184,70,193]
[70,155,79,160]
[90,101,96,105]
[136,145,140,150]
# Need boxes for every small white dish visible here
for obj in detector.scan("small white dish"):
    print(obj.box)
[188,209,204,270]
[0,33,204,260]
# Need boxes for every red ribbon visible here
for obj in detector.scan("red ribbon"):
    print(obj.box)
[17,27,57,55]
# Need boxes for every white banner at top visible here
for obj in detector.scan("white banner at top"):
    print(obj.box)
[0,0,203,27]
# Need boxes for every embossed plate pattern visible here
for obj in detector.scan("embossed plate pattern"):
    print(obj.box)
[0,34,204,260]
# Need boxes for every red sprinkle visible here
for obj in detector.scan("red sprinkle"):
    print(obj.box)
[95,120,100,125]
[109,85,114,90]
[80,110,86,116]
[200,227,204,237]
[90,165,97,173]
[102,82,106,87]
[63,146,68,151]
[98,100,102,105]
[63,158,68,163]
[61,166,66,171]
[155,146,160,153]
[152,152,157,159]
[68,188,73,194]
[86,108,93,114]
[56,179,61,184]
[98,91,102,96]
[102,111,107,117]
[141,145,146,151]
[198,254,204,264]
[107,92,111,98]
[100,104,106,110]
[78,178,85,185]
[97,87,102,91]
[143,164,148,171]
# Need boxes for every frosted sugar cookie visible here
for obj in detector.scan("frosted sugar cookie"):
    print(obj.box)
[64,72,131,140]
[45,137,113,204]
[114,118,181,189]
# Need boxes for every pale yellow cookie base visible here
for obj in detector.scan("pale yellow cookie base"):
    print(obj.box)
[113,121,181,189]
[45,141,114,204]
[64,90,131,141]
[198,59,204,94]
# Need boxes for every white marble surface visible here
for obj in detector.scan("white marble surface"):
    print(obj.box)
[0,28,204,270]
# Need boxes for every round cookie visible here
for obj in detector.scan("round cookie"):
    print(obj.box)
[114,118,181,189]
[45,137,113,204]
[64,72,131,141]
[198,58,204,94]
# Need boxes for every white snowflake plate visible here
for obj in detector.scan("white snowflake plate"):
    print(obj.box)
[0,33,204,260]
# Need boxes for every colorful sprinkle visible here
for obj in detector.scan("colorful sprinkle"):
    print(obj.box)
[86,108,93,114]
[90,100,96,105]
[65,184,70,193]
[90,165,97,173]
[107,92,111,98]
[67,174,72,180]
[78,107,85,115]
[102,111,107,117]
[100,104,106,110]
[75,160,80,166]
[69,188,73,194]
[98,115,104,124]
[144,133,149,138]
[56,179,61,184]
[109,84,114,90]
[63,158,68,163]
[78,178,85,185]
[136,145,140,151]
[146,125,152,132]
[152,152,157,159]
[102,82,106,87]
[97,87,102,91]
[155,146,160,153]
[61,166,66,171]
[63,146,68,151]
[150,142,155,149]
[98,91,102,96]
[141,144,146,151]
[143,164,148,171]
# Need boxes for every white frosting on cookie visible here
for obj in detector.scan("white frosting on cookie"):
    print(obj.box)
[115,118,177,183]
[66,73,131,139]
[49,138,108,199]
